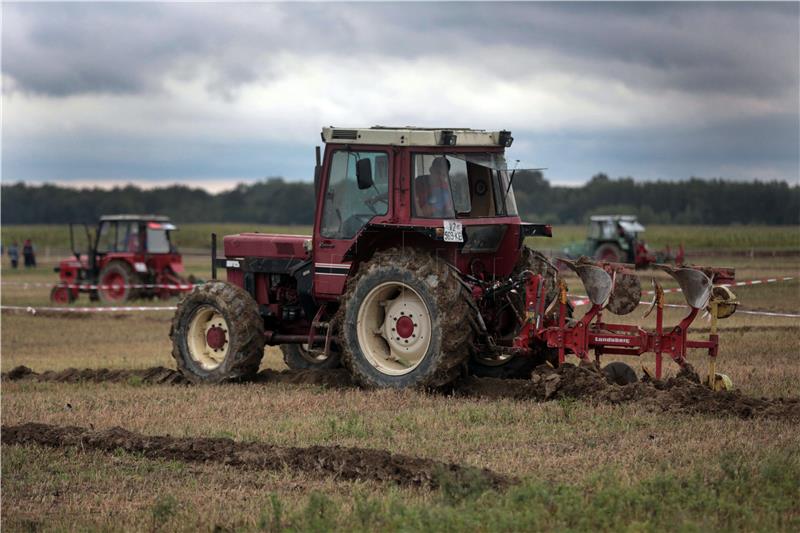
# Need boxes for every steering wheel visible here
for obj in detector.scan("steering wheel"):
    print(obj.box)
[364,191,389,213]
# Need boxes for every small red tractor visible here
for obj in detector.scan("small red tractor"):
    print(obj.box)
[52,215,192,304]
[170,127,738,390]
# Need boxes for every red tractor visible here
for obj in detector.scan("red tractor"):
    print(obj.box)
[52,215,192,304]
[171,127,738,390]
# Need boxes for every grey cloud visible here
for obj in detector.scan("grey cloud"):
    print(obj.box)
[3,2,797,102]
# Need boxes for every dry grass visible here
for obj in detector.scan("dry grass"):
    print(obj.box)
[2,247,799,531]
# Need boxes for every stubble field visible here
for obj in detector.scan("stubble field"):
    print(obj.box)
[1,225,799,531]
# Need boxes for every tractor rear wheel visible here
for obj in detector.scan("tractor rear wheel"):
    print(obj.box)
[170,281,265,383]
[603,361,638,385]
[98,261,140,303]
[340,248,472,389]
[469,246,562,379]
[595,243,623,263]
[281,344,341,370]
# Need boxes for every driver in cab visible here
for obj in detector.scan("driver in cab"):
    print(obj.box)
[414,156,456,218]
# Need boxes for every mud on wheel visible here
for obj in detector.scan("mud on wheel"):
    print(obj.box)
[340,248,472,389]
[469,246,562,379]
[98,261,140,303]
[170,281,265,383]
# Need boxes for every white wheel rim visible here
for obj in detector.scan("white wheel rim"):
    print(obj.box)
[186,305,230,370]
[356,281,432,376]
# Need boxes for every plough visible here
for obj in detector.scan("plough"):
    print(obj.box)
[512,257,739,390]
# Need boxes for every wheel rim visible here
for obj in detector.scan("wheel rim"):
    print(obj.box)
[101,271,127,301]
[356,281,432,376]
[186,305,230,370]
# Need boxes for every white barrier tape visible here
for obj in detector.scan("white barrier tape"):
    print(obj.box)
[734,309,800,318]
[2,281,200,290]
[639,276,794,296]
[568,296,799,318]
[1,305,177,314]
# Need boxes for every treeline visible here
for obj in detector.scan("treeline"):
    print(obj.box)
[2,174,798,225]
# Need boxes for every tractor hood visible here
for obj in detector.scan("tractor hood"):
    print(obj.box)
[223,233,311,260]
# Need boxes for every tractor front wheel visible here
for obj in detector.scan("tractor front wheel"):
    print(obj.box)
[340,249,472,389]
[50,284,75,304]
[98,262,140,303]
[281,344,341,370]
[170,281,265,383]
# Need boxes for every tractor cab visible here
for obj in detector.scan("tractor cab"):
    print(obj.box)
[308,126,549,296]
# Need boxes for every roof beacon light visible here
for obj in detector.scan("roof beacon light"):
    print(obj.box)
[440,130,458,146]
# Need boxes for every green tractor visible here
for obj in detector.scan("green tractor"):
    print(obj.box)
[563,215,683,268]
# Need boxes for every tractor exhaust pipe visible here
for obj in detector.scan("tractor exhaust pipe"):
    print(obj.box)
[211,233,217,280]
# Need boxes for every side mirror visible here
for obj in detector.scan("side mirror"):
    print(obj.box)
[356,158,373,190]
[314,146,322,197]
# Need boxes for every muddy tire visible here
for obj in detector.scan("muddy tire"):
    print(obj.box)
[469,246,561,379]
[595,243,623,263]
[281,344,341,370]
[98,261,140,303]
[339,248,472,389]
[603,361,638,385]
[170,281,264,383]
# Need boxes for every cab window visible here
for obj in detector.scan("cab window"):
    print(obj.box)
[321,150,389,239]
[116,222,142,252]
[96,221,117,253]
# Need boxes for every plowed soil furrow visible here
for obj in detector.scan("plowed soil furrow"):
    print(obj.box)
[1,422,514,491]
[2,365,353,388]
[5,364,799,422]
[452,365,800,421]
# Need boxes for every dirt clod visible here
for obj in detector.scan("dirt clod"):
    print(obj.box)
[1,422,514,491]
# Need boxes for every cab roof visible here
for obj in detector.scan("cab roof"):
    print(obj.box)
[99,214,171,222]
[321,126,513,147]
[590,215,639,222]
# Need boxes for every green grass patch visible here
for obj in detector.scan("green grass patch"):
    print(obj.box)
[269,449,800,532]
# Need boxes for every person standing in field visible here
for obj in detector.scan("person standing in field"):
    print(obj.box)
[22,239,36,268]
[8,241,19,269]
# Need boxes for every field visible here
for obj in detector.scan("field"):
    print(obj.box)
[2,225,799,531]
[3,223,800,255]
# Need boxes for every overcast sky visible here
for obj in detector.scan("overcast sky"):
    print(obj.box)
[2,2,798,191]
